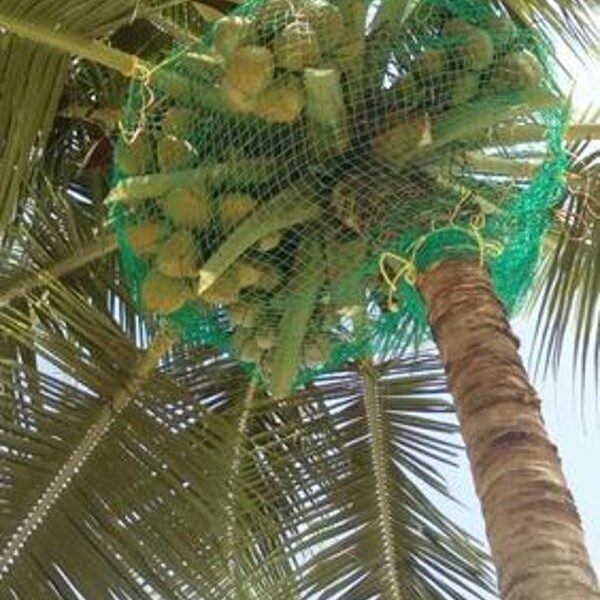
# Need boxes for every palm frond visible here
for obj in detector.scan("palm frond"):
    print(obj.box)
[0,298,494,599]
[0,0,190,241]
[275,356,495,599]
[530,130,600,387]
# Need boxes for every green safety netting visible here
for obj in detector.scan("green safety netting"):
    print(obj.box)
[109,0,568,397]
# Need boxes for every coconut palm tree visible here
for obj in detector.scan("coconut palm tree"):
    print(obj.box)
[0,0,598,599]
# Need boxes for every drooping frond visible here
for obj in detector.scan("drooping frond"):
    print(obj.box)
[530,114,600,386]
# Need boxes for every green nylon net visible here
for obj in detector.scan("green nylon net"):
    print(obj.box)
[110,0,568,397]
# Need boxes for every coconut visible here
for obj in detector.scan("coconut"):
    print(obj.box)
[274,20,321,71]
[157,136,197,172]
[221,79,258,115]
[229,302,260,328]
[162,107,196,138]
[253,77,305,123]
[413,49,446,81]
[156,229,198,278]
[443,20,494,72]
[161,188,211,228]
[232,330,263,363]
[490,51,544,91]
[442,18,472,37]
[326,238,367,283]
[373,114,432,164]
[219,193,258,229]
[303,334,330,366]
[256,231,283,252]
[181,52,224,81]
[253,264,282,291]
[223,45,275,99]
[127,222,163,255]
[213,16,255,56]
[330,27,365,74]
[115,131,153,176]
[485,16,517,51]
[142,269,191,314]
[255,0,296,36]
[449,72,481,106]
[461,27,495,72]
[234,260,264,288]
[256,326,275,350]
[390,73,420,108]
[199,268,241,305]
[240,338,264,363]
[300,0,344,54]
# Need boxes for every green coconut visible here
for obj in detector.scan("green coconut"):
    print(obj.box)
[254,0,296,36]
[219,193,258,229]
[156,229,199,278]
[232,329,264,363]
[181,52,224,81]
[303,334,330,367]
[253,77,305,123]
[373,114,432,164]
[234,260,264,288]
[485,15,518,51]
[413,49,446,81]
[126,222,163,256]
[274,20,321,71]
[256,326,276,350]
[300,0,344,54]
[199,268,242,305]
[443,20,494,72]
[253,263,282,291]
[223,45,275,98]
[115,132,153,176]
[490,51,544,91]
[141,269,191,314]
[157,136,197,172]
[213,16,255,56]
[449,72,482,106]
[162,106,197,138]
[229,302,260,328]
[161,188,211,228]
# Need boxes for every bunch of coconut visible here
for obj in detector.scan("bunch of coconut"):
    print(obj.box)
[372,15,546,166]
[112,3,551,397]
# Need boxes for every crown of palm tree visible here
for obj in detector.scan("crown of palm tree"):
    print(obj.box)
[0,0,597,598]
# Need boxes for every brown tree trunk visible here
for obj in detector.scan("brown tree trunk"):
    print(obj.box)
[418,259,599,600]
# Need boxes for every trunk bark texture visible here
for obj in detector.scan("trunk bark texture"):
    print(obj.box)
[418,259,599,600]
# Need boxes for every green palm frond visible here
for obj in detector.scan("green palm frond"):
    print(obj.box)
[530,125,600,385]
[273,357,494,599]
[0,0,191,240]
[497,0,598,54]
[0,276,494,598]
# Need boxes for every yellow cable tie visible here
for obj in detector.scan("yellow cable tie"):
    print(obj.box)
[379,252,418,312]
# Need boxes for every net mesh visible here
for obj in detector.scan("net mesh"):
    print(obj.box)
[110,0,568,397]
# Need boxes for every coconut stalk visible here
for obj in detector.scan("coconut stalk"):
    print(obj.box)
[304,68,350,156]
[197,190,321,295]
[0,329,176,576]
[269,238,325,399]
[105,160,277,205]
[487,123,600,146]
[375,89,561,168]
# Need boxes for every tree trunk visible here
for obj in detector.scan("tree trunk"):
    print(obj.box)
[418,259,599,600]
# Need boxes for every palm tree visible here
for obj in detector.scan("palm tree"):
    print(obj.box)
[0,1,598,599]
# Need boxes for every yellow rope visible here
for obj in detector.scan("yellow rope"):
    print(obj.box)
[378,209,504,312]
